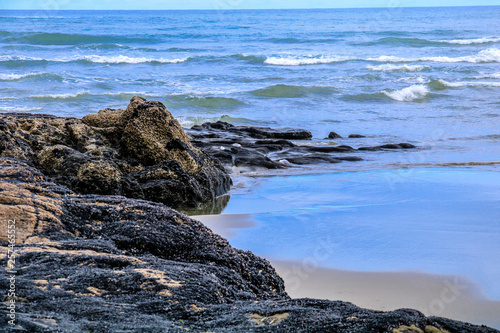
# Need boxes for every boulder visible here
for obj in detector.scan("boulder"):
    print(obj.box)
[0,97,231,209]
[328,131,343,139]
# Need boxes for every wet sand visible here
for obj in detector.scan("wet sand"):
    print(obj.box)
[272,260,500,329]
[194,213,500,329]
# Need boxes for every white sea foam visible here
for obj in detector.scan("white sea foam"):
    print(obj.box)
[0,106,42,112]
[474,72,500,79]
[264,48,500,66]
[397,75,427,83]
[82,55,189,64]
[383,84,430,102]
[0,54,190,64]
[367,64,427,72]
[31,91,89,99]
[0,73,34,80]
[0,55,44,62]
[0,72,57,81]
[367,55,410,63]
[436,79,500,88]
[264,56,354,66]
[368,48,500,64]
[441,37,500,45]
[421,48,500,63]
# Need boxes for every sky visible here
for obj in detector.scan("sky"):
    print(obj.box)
[1,0,499,10]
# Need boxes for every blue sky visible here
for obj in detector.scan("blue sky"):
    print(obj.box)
[1,0,499,10]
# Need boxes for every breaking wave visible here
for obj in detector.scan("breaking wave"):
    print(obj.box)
[366,64,428,72]
[382,84,431,102]
[0,72,64,81]
[264,56,354,66]
[30,91,90,100]
[0,54,191,64]
[262,49,500,66]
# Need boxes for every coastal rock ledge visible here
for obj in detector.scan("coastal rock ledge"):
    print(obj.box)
[0,96,231,209]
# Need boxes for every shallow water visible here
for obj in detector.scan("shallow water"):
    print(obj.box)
[198,168,500,302]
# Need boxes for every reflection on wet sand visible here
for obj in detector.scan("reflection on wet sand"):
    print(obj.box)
[271,261,500,329]
[181,194,230,216]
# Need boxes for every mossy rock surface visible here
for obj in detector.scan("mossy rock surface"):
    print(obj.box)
[0,96,231,208]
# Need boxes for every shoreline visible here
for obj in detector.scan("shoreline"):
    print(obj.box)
[271,260,500,330]
[194,211,500,330]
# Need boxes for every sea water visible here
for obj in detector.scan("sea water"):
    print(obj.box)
[1,5,499,307]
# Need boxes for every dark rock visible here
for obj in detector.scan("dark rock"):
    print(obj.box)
[201,120,235,131]
[232,147,284,169]
[285,154,342,165]
[1,157,497,332]
[306,145,355,153]
[186,122,417,169]
[358,143,417,151]
[240,126,313,140]
[198,121,312,140]
[328,131,343,139]
[336,156,364,162]
[0,97,232,209]
[349,134,366,138]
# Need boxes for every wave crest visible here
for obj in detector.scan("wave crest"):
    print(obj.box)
[0,72,63,81]
[367,64,428,72]
[382,84,430,102]
[264,56,353,66]
[31,91,89,100]
[0,54,190,64]
[442,37,500,45]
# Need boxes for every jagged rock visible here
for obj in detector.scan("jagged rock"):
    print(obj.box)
[1,157,497,332]
[349,134,366,138]
[0,97,231,208]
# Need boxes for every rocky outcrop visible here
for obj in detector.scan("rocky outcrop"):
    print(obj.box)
[0,97,231,209]
[187,121,416,170]
[0,158,284,331]
[1,158,497,332]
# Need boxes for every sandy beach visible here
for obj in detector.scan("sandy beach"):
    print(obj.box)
[195,213,500,329]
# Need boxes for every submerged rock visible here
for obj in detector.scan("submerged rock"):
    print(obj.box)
[0,97,231,209]
[1,158,497,332]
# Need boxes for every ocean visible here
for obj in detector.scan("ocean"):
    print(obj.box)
[1,6,500,325]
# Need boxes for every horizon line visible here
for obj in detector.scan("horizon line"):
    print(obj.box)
[2,5,500,11]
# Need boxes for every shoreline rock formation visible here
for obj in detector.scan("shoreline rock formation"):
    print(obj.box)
[187,120,416,170]
[0,97,231,209]
[1,98,498,332]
